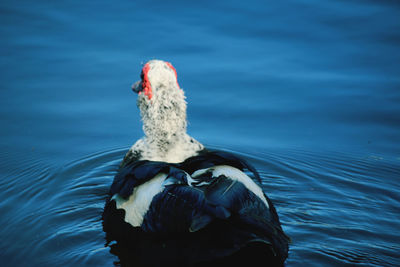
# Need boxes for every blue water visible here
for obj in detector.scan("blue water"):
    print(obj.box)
[1,0,399,266]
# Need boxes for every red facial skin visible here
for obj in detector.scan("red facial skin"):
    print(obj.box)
[141,63,152,100]
[140,61,180,100]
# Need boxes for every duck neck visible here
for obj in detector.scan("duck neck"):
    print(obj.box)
[141,108,189,158]
[135,86,203,162]
[143,130,200,163]
[130,115,203,163]
[145,126,187,153]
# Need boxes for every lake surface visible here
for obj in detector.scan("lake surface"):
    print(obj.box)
[1,0,399,266]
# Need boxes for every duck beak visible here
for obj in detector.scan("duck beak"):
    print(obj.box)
[131,80,143,94]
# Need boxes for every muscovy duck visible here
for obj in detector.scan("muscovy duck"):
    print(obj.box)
[102,60,289,266]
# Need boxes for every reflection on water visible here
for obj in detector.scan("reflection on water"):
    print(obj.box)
[1,0,399,266]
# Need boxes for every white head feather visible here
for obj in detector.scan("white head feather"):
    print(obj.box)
[128,60,203,163]
[135,60,187,142]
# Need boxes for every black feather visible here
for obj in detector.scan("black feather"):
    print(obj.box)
[142,185,208,234]
[109,161,188,198]
[180,150,262,185]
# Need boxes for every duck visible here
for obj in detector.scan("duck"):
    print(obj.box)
[102,60,289,266]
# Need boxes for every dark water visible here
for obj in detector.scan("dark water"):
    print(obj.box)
[1,0,400,266]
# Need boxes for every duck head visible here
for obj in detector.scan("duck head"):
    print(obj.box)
[131,60,187,143]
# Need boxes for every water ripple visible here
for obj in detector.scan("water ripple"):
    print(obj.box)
[1,145,399,266]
